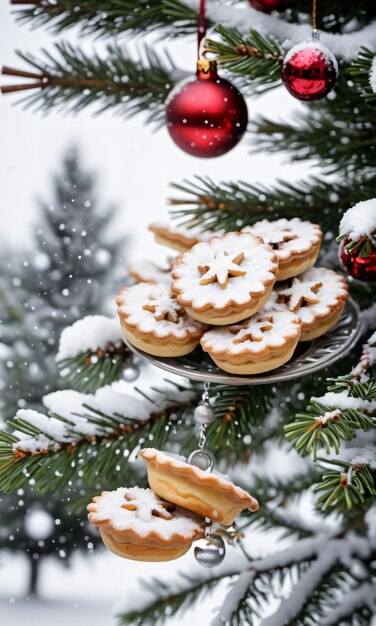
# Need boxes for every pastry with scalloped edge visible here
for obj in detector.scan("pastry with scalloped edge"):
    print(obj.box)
[242,218,322,281]
[87,486,204,562]
[140,448,259,526]
[149,221,223,253]
[171,231,279,325]
[128,258,174,285]
[274,266,348,341]
[200,307,301,374]
[116,282,207,357]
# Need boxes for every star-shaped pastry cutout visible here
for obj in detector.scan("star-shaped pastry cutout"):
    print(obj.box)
[278,278,322,312]
[122,491,176,521]
[143,294,184,323]
[198,251,246,289]
[231,316,274,344]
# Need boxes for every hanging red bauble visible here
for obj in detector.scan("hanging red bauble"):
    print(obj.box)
[281,39,338,101]
[165,60,248,158]
[339,238,376,282]
[248,0,290,13]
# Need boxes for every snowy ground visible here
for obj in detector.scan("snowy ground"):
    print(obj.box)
[0,3,315,625]
[0,548,230,625]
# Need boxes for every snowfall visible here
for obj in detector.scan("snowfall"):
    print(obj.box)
[1,2,372,625]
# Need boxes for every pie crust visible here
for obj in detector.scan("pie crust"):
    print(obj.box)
[242,218,322,281]
[274,267,349,341]
[87,487,204,562]
[149,221,222,253]
[140,448,259,526]
[200,308,302,374]
[171,232,279,325]
[116,282,206,357]
[128,259,174,285]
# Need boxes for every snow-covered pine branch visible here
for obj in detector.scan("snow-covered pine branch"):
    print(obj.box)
[285,332,376,510]
[56,315,131,393]
[118,532,376,626]
[185,0,376,60]
[0,381,197,493]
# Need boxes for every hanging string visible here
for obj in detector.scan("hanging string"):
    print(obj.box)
[312,0,318,36]
[197,0,207,58]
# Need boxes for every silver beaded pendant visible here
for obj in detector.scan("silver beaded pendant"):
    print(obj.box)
[194,534,226,567]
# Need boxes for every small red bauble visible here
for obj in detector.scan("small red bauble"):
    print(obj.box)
[339,238,376,282]
[249,0,290,13]
[166,60,248,158]
[281,40,338,101]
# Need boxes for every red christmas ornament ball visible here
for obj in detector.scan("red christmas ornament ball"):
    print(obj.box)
[249,0,290,13]
[166,60,248,158]
[281,40,338,101]
[339,238,376,282]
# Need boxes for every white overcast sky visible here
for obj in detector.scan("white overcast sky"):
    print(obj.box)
[0,3,311,261]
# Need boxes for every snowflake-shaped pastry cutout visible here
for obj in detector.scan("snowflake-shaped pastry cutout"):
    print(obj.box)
[245,223,298,247]
[230,316,274,344]
[121,489,176,522]
[143,293,184,323]
[198,251,246,289]
[270,227,298,248]
[278,278,323,312]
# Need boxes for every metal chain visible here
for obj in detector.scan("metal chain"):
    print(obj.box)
[198,424,207,451]
[202,381,211,405]
[198,382,211,449]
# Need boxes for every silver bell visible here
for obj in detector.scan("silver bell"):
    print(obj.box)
[193,402,215,426]
[121,360,140,382]
[194,535,226,567]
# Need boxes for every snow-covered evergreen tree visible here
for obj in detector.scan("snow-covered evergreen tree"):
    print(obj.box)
[0,147,129,594]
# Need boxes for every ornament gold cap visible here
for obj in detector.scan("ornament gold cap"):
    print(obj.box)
[196,59,217,75]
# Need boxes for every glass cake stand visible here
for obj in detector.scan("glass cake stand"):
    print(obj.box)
[122,299,362,385]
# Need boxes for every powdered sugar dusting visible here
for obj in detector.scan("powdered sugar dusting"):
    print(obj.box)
[339,200,376,241]
[276,267,348,326]
[201,308,301,356]
[128,259,174,285]
[88,487,203,540]
[243,218,322,262]
[57,315,123,361]
[172,232,278,310]
[116,283,206,338]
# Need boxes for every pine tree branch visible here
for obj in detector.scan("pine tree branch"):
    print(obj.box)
[284,401,375,460]
[350,47,376,103]
[11,0,198,38]
[57,345,131,394]
[249,62,376,176]
[168,174,376,234]
[0,387,199,493]
[315,460,376,511]
[251,111,376,176]
[320,580,376,626]
[117,574,225,626]
[184,384,273,459]
[285,339,376,511]
[1,43,178,122]
[204,26,283,93]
